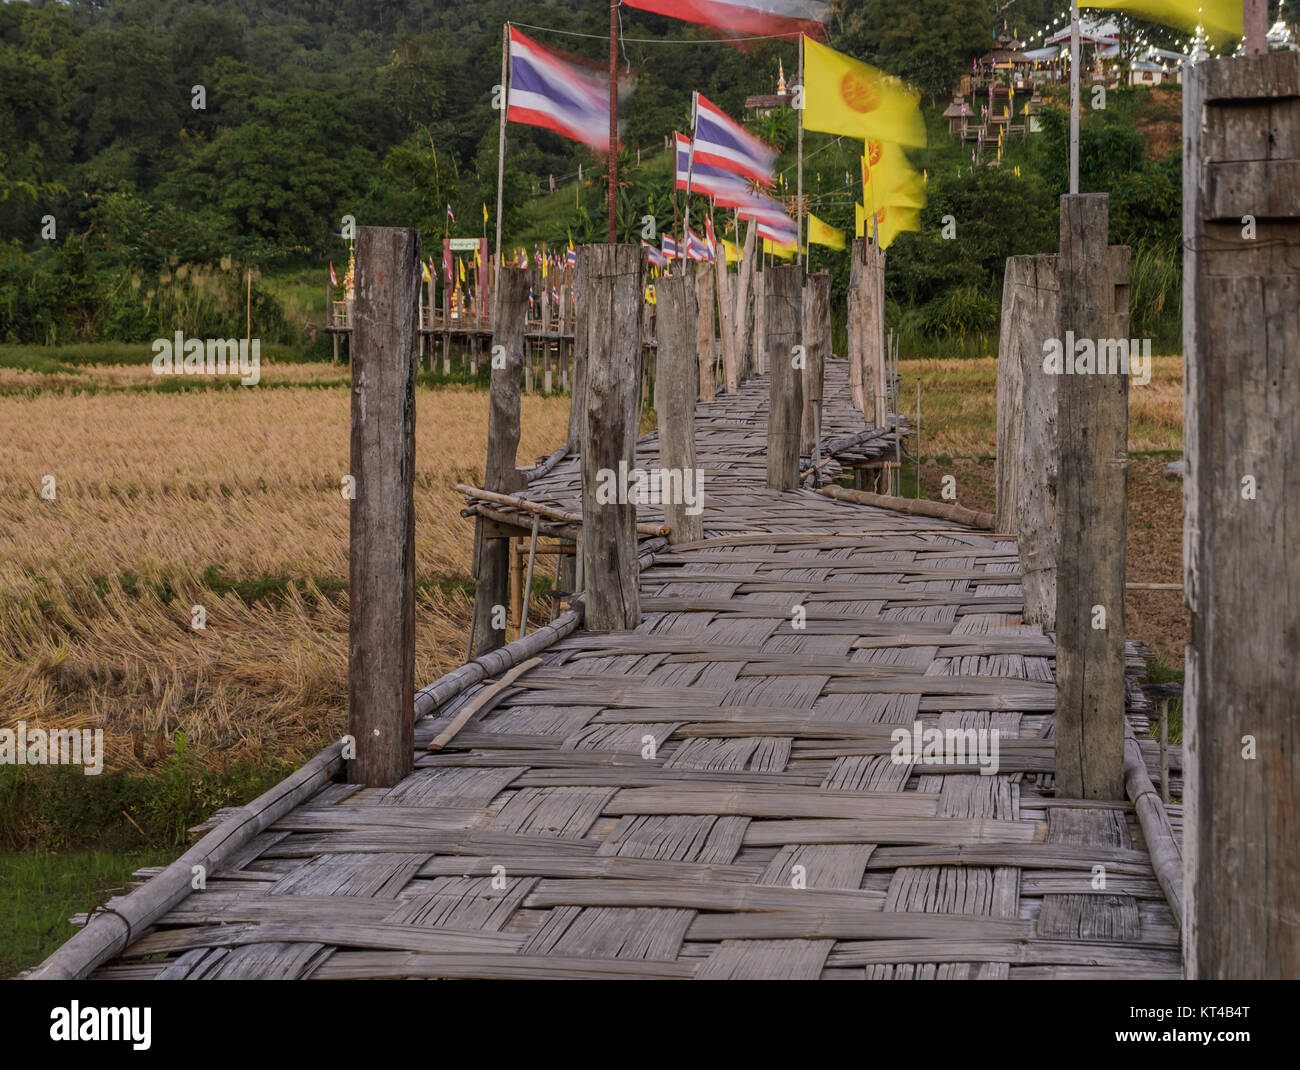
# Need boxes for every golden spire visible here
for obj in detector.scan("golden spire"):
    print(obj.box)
[777,59,787,96]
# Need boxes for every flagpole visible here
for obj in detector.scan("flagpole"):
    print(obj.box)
[495,23,508,269]
[608,0,619,243]
[1069,0,1080,195]
[796,33,804,273]
[684,95,698,258]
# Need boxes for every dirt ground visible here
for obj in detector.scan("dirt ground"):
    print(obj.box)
[917,454,1189,663]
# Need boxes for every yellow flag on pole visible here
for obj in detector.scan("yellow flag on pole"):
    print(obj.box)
[803,37,926,149]
[1086,0,1241,36]
[875,204,920,250]
[806,212,846,251]
[862,139,925,212]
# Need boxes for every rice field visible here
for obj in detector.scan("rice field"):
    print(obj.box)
[0,372,570,773]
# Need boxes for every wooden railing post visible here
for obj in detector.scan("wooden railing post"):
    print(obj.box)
[765,265,802,490]
[695,260,716,402]
[347,226,420,787]
[1184,51,1300,978]
[847,238,865,412]
[996,254,1061,627]
[801,271,830,459]
[470,267,529,658]
[716,244,737,395]
[1054,193,1128,800]
[655,271,704,544]
[565,264,589,453]
[580,245,643,629]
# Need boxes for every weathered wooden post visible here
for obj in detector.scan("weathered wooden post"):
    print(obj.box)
[752,266,767,376]
[716,244,738,394]
[997,254,1061,629]
[347,226,420,787]
[1183,51,1300,979]
[655,272,705,544]
[871,246,889,428]
[541,282,553,394]
[1054,193,1128,800]
[695,260,716,402]
[847,238,864,412]
[565,266,588,453]
[734,223,757,385]
[765,265,802,490]
[801,271,831,458]
[470,267,529,658]
[580,245,643,629]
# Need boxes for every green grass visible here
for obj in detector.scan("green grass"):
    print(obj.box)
[0,849,171,977]
[0,341,313,368]
[1143,655,1185,745]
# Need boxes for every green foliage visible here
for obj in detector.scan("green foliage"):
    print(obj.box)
[834,0,993,102]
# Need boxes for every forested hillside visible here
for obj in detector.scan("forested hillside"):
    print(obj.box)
[0,0,1181,351]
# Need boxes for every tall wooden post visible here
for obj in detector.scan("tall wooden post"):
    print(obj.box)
[716,244,738,394]
[566,265,589,453]
[1054,193,1127,800]
[580,245,643,629]
[847,238,864,412]
[735,223,758,382]
[752,267,767,376]
[695,260,716,402]
[801,271,830,457]
[1008,255,1060,627]
[655,272,704,544]
[765,265,802,490]
[347,226,419,787]
[470,267,529,658]
[1184,51,1300,979]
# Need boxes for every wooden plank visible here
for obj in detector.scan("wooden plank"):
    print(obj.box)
[741,817,1044,846]
[347,225,419,788]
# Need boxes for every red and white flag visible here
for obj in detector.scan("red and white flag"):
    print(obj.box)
[329,262,338,287]
[623,0,827,41]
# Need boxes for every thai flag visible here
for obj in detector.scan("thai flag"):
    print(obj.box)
[642,240,669,268]
[705,214,717,255]
[534,245,542,269]
[442,246,453,283]
[684,227,712,261]
[675,130,752,201]
[446,204,455,223]
[529,288,535,311]
[622,1,828,41]
[507,27,613,151]
[728,189,792,228]
[692,93,777,186]
[567,246,577,267]
[758,218,799,248]
[329,262,338,287]
[662,235,680,260]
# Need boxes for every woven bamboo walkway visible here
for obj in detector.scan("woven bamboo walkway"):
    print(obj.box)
[73,358,1183,981]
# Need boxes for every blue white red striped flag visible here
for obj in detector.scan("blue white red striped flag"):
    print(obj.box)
[675,131,751,201]
[704,214,717,255]
[622,1,827,40]
[567,246,577,267]
[684,227,712,261]
[692,93,777,186]
[661,235,681,260]
[507,27,613,151]
[329,262,338,287]
[642,240,669,268]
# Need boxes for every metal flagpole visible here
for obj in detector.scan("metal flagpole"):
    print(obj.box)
[608,0,619,243]
[495,23,508,269]
[1069,0,1080,194]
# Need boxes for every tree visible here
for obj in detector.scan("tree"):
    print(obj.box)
[833,0,992,102]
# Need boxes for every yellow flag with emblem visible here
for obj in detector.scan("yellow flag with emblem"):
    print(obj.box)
[862,140,925,212]
[1086,0,1241,36]
[803,37,926,149]
[806,212,845,251]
